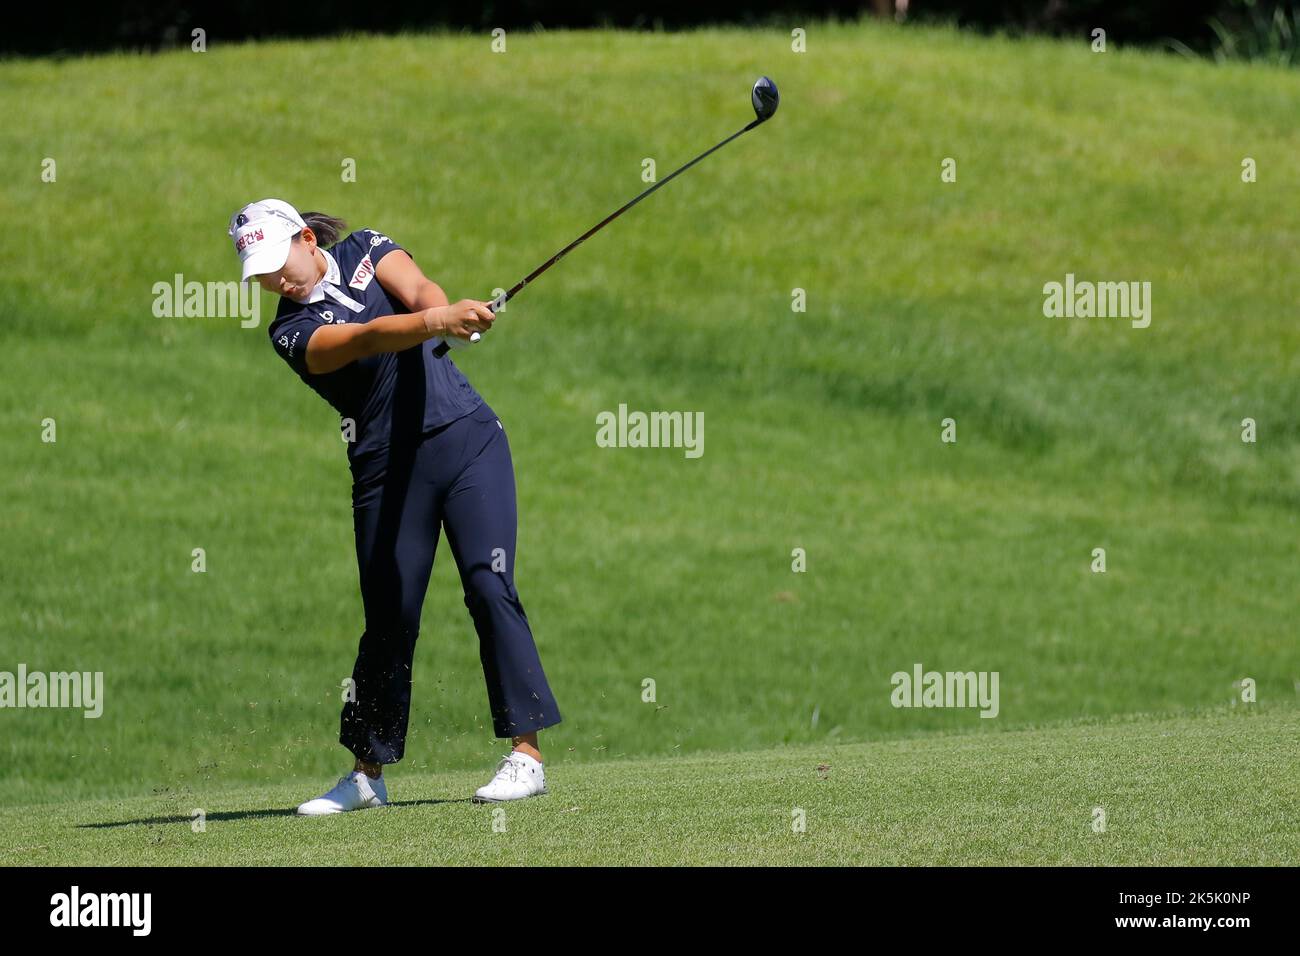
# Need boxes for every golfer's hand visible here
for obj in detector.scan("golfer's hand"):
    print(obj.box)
[432,300,495,341]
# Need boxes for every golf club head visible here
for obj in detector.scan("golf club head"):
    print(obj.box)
[751,76,779,123]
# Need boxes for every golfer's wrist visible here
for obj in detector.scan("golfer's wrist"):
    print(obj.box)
[422,307,446,337]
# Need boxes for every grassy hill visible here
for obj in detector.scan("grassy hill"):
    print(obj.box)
[1,18,1296,846]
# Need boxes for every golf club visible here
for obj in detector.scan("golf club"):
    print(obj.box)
[433,75,780,357]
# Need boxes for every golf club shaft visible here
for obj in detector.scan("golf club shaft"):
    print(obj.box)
[433,116,765,357]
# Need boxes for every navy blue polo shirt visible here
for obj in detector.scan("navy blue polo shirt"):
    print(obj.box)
[267,228,483,479]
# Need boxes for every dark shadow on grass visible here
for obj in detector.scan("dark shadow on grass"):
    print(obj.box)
[77,798,473,829]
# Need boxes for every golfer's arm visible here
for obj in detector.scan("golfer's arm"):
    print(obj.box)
[376,248,450,312]
[304,313,440,375]
[408,280,451,311]
[303,251,454,374]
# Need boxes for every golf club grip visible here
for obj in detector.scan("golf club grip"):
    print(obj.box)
[432,333,477,359]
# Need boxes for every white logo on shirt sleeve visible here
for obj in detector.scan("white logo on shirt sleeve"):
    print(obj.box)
[276,330,301,358]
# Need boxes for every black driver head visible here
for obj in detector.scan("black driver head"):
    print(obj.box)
[751,76,779,123]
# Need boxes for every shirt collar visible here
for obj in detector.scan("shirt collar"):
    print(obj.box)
[302,248,341,304]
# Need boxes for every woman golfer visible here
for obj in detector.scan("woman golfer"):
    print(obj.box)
[228,199,561,814]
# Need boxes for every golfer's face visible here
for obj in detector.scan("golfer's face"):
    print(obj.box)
[256,235,318,299]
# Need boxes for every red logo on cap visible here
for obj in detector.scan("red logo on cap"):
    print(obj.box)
[235,228,265,253]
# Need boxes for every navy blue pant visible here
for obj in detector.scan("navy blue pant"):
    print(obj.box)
[340,402,561,763]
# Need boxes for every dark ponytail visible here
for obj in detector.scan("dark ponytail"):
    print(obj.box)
[299,211,348,248]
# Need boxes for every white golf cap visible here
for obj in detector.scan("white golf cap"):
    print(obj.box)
[228,198,307,281]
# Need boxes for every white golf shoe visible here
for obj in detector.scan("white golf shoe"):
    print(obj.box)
[473,751,547,803]
[296,770,388,816]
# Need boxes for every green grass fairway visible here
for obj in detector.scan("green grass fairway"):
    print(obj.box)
[1,17,1297,861]
[0,709,1292,866]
